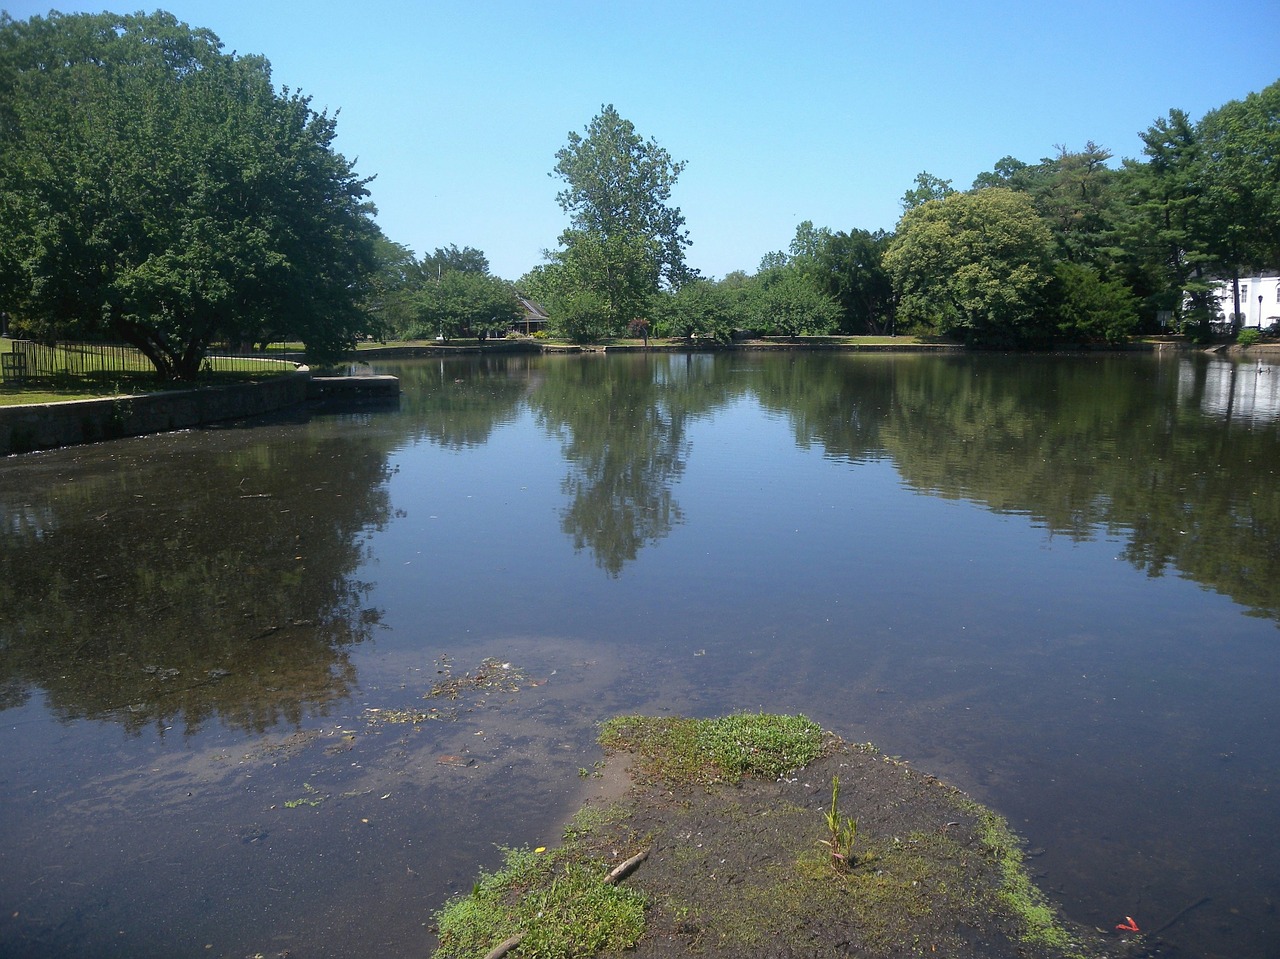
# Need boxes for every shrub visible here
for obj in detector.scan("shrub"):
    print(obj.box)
[551,290,614,343]
[1052,262,1138,343]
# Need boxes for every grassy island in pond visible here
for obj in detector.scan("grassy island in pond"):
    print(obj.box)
[431,714,1117,959]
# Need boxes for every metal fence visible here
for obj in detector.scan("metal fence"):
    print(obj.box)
[2,339,300,382]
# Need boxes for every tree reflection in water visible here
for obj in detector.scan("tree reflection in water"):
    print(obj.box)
[531,354,731,576]
[0,424,393,734]
[521,350,1280,620]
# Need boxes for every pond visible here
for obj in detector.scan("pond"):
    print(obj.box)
[1,350,1277,958]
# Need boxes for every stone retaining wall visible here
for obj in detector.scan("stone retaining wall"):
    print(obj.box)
[354,340,543,359]
[0,371,310,456]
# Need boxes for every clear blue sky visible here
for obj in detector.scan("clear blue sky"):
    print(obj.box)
[7,1,1277,281]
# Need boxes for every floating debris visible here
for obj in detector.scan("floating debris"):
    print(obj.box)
[283,782,326,809]
[437,755,474,768]
[363,707,447,726]
[323,733,357,755]
[236,824,269,844]
[428,657,525,699]
[362,657,527,730]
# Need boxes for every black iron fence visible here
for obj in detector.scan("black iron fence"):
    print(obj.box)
[1,339,300,383]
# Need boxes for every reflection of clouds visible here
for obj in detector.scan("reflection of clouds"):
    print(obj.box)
[1182,357,1280,422]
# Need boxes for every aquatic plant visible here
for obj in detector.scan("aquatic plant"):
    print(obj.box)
[818,775,858,870]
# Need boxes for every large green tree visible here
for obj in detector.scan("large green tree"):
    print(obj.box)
[1118,108,1212,328]
[409,270,521,341]
[547,104,693,336]
[1050,261,1138,343]
[900,171,956,212]
[1120,87,1280,334]
[752,222,896,335]
[362,233,419,341]
[1194,79,1280,326]
[420,244,490,278]
[745,267,841,338]
[0,10,379,379]
[654,280,735,342]
[815,228,896,335]
[885,188,1056,346]
[1031,143,1123,267]
[372,242,520,341]
[974,144,1122,267]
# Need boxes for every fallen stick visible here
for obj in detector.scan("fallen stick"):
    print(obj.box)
[605,848,650,885]
[483,932,525,959]
[1148,896,1210,938]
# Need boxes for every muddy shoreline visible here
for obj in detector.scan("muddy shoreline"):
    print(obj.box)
[430,719,1138,959]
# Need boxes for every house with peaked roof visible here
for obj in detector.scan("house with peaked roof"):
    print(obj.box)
[515,295,550,335]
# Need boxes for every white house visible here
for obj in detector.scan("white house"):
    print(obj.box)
[1209,274,1280,329]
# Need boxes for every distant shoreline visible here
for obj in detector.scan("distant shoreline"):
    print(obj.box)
[352,334,1203,359]
[4,337,1263,456]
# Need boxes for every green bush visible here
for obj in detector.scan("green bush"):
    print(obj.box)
[1051,262,1138,343]
[1237,327,1261,346]
[551,289,614,343]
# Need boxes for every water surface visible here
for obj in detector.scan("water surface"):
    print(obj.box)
[1,351,1277,958]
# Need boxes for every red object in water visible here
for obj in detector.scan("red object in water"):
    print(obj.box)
[1115,916,1140,933]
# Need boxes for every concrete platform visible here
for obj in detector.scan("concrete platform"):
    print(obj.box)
[305,375,400,399]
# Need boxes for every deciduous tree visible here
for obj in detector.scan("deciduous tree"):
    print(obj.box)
[548,105,693,336]
[747,268,840,338]
[655,280,734,342]
[362,234,419,341]
[408,271,521,341]
[900,171,956,212]
[816,228,896,335]
[885,188,1055,346]
[419,244,490,278]
[0,10,378,379]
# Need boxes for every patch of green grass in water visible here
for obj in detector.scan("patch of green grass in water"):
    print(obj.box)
[432,846,645,959]
[974,808,1083,956]
[597,712,825,785]
[561,802,630,844]
[433,717,1085,959]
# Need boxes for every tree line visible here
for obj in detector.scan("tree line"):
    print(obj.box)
[1,10,1276,378]
[524,88,1279,347]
